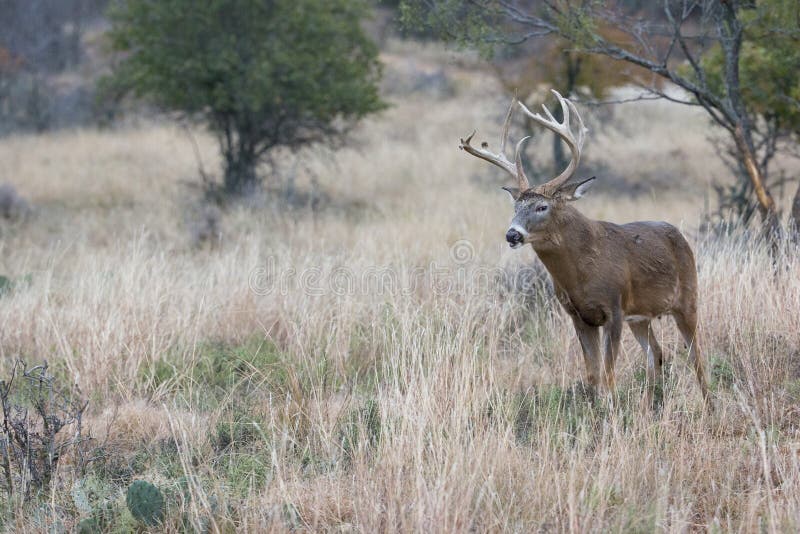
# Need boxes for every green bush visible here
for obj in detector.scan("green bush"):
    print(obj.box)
[105,0,385,196]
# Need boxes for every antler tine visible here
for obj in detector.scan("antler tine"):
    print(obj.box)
[514,136,532,192]
[459,97,531,190]
[555,92,570,132]
[565,98,587,150]
[459,131,517,177]
[518,89,588,196]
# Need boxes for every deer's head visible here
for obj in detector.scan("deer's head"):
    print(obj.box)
[460,90,594,248]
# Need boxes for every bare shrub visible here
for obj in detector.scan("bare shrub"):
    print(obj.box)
[0,361,90,501]
[0,184,29,221]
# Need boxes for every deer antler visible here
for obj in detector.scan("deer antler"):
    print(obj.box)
[518,89,587,197]
[459,97,531,192]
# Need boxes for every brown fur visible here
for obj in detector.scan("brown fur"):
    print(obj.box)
[526,198,709,404]
[461,94,709,405]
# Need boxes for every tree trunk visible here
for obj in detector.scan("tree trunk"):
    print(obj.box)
[731,124,779,229]
[791,182,800,241]
[719,3,779,233]
[224,153,259,196]
[223,145,259,196]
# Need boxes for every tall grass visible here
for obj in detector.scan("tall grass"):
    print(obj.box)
[0,42,799,531]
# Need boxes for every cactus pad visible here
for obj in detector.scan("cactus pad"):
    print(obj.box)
[126,480,165,525]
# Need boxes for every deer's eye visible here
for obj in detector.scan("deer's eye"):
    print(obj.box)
[536,205,548,213]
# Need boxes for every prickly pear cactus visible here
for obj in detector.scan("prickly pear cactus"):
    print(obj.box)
[126,480,165,526]
[71,475,109,515]
[71,483,92,515]
[76,517,100,534]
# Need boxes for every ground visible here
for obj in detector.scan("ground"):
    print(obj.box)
[0,39,799,532]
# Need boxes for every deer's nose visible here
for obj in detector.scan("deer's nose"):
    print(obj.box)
[506,228,523,245]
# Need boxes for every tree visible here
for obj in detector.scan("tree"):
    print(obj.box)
[490,25,657,177]
[402,0,800,233]
[105,0,385,196]
[699,4,800,225]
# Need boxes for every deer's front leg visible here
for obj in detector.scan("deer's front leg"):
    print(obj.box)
[602,307,623,393]
[572,317,601,392]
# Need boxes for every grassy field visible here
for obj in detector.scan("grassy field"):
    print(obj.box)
[1,41,800,532]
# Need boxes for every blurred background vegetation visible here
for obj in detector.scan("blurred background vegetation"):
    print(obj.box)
[1,0,798,229]
[104,0,385,197]
[0,1,799,531]
[400,0,800,232]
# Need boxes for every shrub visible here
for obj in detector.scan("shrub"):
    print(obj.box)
[0,360,90,501]
[105,0,385,197]
[0,184,30,221]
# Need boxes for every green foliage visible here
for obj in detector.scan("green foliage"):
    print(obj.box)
[105,0,385,195]
[76,517,100,534]
[680,0,800,223]
[152,438,183,480]
[75,502,120,534]
[71,480,135,534]
[399,1,498,56]
[108,507,140,534]
[71,476,113,516]
[699,1,800,134]
[223,452,270,495]
[214,406,267,452]
[710,355,736,391]
[125,480,165,526]
[142,338,288,401]
[785,378,800,402]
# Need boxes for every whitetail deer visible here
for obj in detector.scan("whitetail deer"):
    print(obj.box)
[460,90,709,404]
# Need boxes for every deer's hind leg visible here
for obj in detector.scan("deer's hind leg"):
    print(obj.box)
[628,319,664,406]
[673,308,710,404]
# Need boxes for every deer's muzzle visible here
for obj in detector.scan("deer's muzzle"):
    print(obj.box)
[506,228,524,248]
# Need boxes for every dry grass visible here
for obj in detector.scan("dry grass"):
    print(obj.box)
[0,42,799,532]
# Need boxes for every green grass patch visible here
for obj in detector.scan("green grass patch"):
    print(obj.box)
[710,354,736,391]
[338,398,382,462]
[213,406,268,453]
[488,382,653,449]
[220,452,270,495]
[140,337,290,403]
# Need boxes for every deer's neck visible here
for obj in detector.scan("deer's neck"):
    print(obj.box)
[530,207,599,292]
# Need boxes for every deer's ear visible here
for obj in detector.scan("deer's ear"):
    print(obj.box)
[556,176,596,201]
[501,186,521,200]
